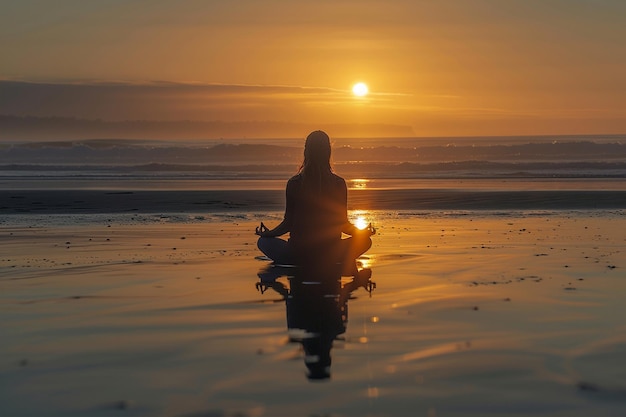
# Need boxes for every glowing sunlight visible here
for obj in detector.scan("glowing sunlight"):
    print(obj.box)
[355,216,369,230]
[352,82,369,97]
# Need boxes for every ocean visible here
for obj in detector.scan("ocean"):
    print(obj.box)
[1,135,625,219]
[2,135,626,189]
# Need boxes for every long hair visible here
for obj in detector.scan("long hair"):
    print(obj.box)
[298,130,333,192]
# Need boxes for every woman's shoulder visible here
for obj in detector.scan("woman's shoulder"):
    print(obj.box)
[330,173,346,186]
[286,174,303,189]
[288,173,303,183]
[287,172,344,188]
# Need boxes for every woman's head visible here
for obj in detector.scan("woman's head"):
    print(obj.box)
[302,130,332,174]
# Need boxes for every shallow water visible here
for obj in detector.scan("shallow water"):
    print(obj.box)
[1,211,625,416]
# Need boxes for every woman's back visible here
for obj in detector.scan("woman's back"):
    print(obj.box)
[255,130,372,269]
[285,172,348,250]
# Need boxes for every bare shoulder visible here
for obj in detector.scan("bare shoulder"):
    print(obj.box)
[331,173,347,187]
[287,174,303,185]
[331,173,345,182]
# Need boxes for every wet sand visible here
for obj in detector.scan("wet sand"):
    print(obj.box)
[1,210,625,416]
[2,188,626,214]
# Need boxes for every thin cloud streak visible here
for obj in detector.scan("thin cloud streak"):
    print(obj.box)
[0,80,407,121]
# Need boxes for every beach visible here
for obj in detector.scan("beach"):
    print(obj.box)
[2,136,626,416]
[1,204,625,417]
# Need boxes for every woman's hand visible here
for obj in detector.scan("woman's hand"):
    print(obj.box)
[356,223,376,236]
[345,222,376,237]
[255,222,270,237]
[255,219,290,238]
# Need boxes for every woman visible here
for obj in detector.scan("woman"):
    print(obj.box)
[255,130,374,274]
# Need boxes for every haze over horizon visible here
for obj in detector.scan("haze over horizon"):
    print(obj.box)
[1,0,625,139]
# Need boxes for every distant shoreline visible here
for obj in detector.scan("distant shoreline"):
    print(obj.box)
[2,189,626,214]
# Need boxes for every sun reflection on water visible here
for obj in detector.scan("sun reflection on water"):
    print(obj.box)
[350,209,371,229]
[348,209,376,269]
[358,256,372,269]
[355,216,368,230]
[349,178,370,189]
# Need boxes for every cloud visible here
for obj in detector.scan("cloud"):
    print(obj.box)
[0,80,416,139]
[0,114,416,140]
[0,79,357,120]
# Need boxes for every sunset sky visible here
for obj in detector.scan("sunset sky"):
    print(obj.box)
[1,0,625,138]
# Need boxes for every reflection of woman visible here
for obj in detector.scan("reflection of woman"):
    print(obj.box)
[255,130,374,274]
[256,263,374,380]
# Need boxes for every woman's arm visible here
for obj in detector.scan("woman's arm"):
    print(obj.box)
[339,179,375,237]
[256,218,291,237]
[342,221,376,237]
[341,220,359,236]
[255,178,295,237]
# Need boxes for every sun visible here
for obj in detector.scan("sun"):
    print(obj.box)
[352,82,369,97]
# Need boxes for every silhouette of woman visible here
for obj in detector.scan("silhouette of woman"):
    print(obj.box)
[255,130,374,275]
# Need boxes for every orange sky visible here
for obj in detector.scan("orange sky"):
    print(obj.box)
[1,1,625,138]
